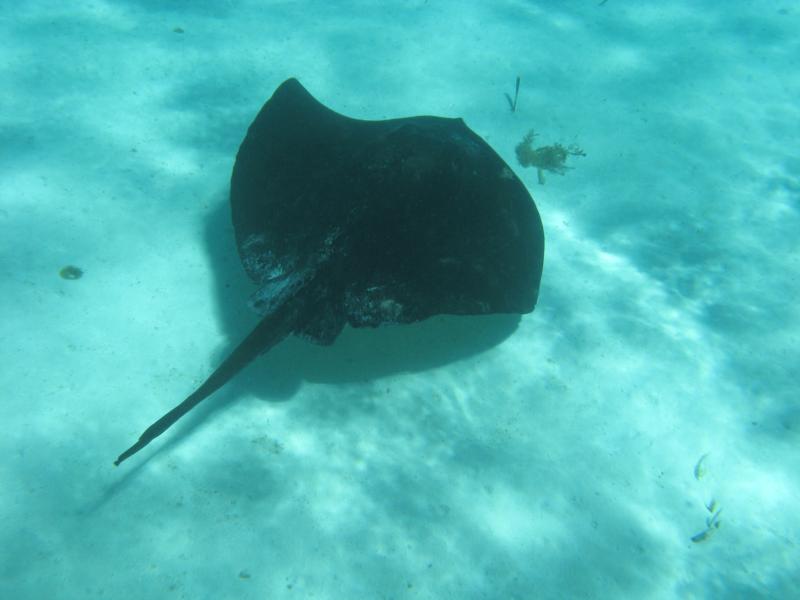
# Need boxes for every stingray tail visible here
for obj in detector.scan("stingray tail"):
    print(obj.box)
[113,301,300,466]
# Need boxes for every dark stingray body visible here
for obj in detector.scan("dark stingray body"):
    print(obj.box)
[232,79,543,337]
[114,78,544,466]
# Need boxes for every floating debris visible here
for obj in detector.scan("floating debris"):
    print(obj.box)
[505,76,521,112]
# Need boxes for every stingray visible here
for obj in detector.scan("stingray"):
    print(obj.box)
[114,78,544,466]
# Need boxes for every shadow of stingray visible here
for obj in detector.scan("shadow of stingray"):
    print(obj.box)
[107,186,525,473]
[204,199,522,399]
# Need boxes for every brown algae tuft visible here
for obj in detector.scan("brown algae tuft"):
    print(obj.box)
[515,129,585,184]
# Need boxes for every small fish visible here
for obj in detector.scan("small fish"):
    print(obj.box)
[705,499,717,513]
[691,528,714,543]
[691,509,722,543]
[693,453,709,480]
[706,508,722,529]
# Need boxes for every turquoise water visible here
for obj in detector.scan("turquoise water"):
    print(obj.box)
[1,2,798,598]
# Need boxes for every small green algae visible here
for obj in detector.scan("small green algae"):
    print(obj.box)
[59,265,83,280]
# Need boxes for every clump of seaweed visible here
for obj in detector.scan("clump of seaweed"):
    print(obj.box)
[59,265,83,280]
[515,130,585,184]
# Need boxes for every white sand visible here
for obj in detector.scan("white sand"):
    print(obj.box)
[1,2,798,598]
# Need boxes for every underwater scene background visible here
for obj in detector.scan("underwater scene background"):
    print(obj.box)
[1,1,798,598]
